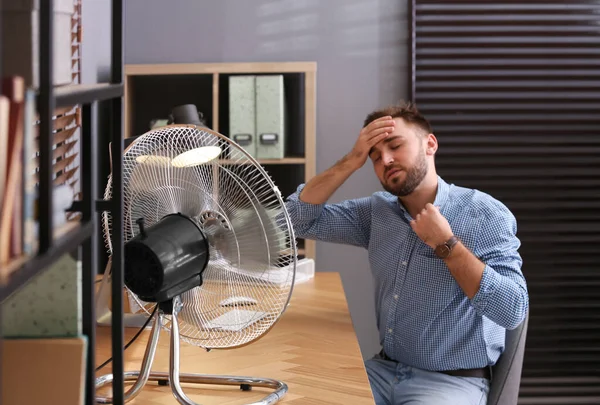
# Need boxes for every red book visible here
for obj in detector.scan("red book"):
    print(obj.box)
[1,76,25,265]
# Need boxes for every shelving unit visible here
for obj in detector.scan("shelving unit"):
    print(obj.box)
[55,82,124,107]
[124,62,317,259]
[0,221,92,301]
[0,1,126,404]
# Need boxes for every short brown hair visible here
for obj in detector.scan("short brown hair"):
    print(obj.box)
[363,101,432,136]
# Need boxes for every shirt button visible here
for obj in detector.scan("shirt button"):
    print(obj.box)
[394,294,399,300]
[402,261,407,266]
[388,328,393,334]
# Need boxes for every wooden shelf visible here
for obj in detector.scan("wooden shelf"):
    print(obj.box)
[125,61,316,76]
[124,62,317,261]
[258,157,306,165]
[218,157,306,165]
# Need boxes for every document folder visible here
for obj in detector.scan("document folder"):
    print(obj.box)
[228,75,257,157]
[255,75,285,159]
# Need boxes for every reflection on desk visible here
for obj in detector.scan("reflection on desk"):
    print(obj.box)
[96,272,376,404]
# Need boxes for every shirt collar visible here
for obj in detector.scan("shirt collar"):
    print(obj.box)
[396,175,450,213]
[433,176,450,209]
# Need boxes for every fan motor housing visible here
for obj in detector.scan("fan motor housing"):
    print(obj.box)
[124,213,209,303]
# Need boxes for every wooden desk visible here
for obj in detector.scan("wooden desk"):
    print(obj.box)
[95,272,376,404]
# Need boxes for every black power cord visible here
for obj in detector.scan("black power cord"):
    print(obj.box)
[95,305,158,371]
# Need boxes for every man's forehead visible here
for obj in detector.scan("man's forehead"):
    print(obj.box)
[369,134,405,155]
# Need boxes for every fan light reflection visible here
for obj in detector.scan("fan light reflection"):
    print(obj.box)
[172,146,222,167]
[135,155,172,165]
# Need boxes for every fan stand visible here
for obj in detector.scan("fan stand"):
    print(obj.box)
[95,295,288,405]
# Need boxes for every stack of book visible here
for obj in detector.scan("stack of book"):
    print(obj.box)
[0,76,77,277]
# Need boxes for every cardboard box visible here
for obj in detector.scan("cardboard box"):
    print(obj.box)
[2,337,87,405]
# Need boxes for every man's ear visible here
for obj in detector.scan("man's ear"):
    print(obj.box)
[425,133,438,156]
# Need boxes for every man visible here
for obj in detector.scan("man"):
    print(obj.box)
[284,102,529,404]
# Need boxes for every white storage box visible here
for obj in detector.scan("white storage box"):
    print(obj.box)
[1,0,74,88]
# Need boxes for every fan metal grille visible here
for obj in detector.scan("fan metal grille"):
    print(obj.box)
[102,125,297,349]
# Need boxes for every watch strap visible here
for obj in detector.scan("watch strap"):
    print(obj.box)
[445,235,459,250]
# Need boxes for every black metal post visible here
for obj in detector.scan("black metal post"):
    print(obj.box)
[110,0,125,403]
[409,0,416,102]
[81,103,98,405]
[39,0,55,253]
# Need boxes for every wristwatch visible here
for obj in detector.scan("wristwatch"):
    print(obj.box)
[434,235,459,259]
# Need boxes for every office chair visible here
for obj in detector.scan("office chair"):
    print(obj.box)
[487,310,529,405]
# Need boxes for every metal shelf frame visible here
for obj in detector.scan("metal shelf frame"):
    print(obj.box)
[0,1,125,404]
[0,222,94,302]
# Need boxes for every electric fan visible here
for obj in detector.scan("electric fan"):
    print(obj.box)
[95,124,297,405]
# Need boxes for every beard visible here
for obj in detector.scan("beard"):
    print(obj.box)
[381,149,428,197]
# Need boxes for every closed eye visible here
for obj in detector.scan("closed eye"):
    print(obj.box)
[370,137,404,161]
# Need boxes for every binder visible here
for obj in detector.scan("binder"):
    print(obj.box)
[255,75,285,159]
[228,75,257,157]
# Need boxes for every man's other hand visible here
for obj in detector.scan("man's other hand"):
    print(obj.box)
[410,203,454,249]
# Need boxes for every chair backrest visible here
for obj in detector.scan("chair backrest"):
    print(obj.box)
[487,311,529,405]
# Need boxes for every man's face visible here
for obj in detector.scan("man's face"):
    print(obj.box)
[368,118,430,197]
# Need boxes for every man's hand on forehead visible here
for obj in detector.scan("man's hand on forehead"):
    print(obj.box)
[346,116,396,170]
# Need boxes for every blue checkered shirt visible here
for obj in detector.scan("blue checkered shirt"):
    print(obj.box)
[285,176,529,371]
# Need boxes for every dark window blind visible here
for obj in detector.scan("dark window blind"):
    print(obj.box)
[412,1,600,403]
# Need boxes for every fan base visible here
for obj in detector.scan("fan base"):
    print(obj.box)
[96,371,287,405]
[95,296,288,405]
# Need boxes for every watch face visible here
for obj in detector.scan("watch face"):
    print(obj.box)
[436,245,450,258]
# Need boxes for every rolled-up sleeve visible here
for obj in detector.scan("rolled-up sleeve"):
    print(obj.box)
[470,202,529,330]
[284,184,372,249]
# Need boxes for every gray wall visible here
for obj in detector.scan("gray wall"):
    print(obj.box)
[81,0,111,85]
[81,0,113,272]
[90,0,410,359]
